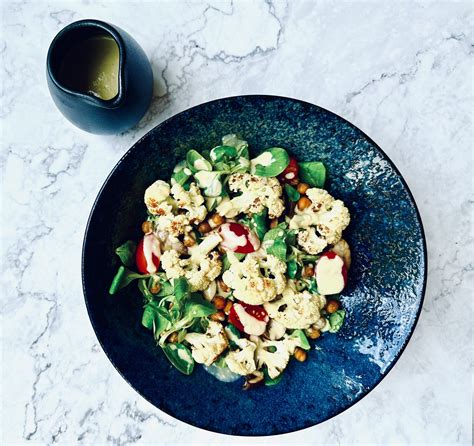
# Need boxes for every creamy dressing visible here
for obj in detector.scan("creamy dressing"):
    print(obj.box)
[195,171,222,196]
[194,158,210,171]
[250,151,274,173]
[234,304,267,335]
[316,254,345,294]
[142,233,161,274]
[221,229,247,250]
[203,363,241,382]
[177,347,193,364]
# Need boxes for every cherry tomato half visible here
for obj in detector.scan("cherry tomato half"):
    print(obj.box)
[219,222,260,254]
[228,302,269,335]
[278,157,299,184]
[136,234,161,274]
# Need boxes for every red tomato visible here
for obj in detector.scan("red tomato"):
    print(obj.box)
[228,302,269,335]
[136,235,161,274]
[219,222,260,254]
[278,157,299,184]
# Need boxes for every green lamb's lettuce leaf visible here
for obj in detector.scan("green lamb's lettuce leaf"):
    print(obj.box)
[289,329,311,350]
[222,252,246,272]
[171,160,192,186]
[194,171,224,197]
[186,150,212,173]
[161,343,195,375]
[184,294,216,318]
[141,302,171,334]
[114,240,137,267]
[210,145,238,163]
[298,161,326,188]
[284,184,301,202]
[250,147,290,177]
[109,266,149,295]
[263,367,283,386]
[262,223,293,261]
[173,277,190,303]
[221,134,249,158]
[286,259,298,279]
[239,209,268,241]
[328,309,346,333]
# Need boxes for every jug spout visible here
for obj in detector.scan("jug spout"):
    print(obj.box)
[47,19,153,134]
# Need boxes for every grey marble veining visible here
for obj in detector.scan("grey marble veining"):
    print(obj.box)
[0,1,472,444]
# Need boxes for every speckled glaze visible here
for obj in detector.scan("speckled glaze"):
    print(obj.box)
[82,95,427,436]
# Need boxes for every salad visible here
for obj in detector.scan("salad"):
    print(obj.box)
[109,135,351,388]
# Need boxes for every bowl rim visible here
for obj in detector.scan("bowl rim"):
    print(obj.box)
[81,94,428,436]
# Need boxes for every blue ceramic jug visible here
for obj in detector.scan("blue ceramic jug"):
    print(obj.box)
[47,19,153,134]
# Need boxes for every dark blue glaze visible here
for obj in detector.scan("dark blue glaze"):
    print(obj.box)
[47,19,153,134]
[82,96,427,436]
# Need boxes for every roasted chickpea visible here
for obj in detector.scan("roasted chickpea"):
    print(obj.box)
[294,347,307,362]
[197,221,212,234]
[183,235,196,247]
[305,326,321,340]
[212,296,226,310]
[150,283,161,294]
[141,220,152,234]
[297,196,312,211]
[218,278,230,293]
[302,264,315,278]
[297,182,310,194]
[325,299,340,314]
[224,300,233,315]
[210,213,225,227]
[168,332,179,343]
[269,218,279,229]
[210,311,226,322]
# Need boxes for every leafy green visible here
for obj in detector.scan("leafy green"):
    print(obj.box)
[299,161,326,188]
[186,150,212,173]
[225,324,241,350]
[240,209,268,241]
[184,294,216,318]
[194,171,224,197]
[109,266,148,295]
[263,367,283,386]
[174,277,190,303]
[210,145,238,163]
[262,224,291,261]
[328,310,346,333]
[221,134,249,158]
[138,279,154,301]
[161,343,195,375]
[222,252,245,272]
[142,302,170,334]
[289,329,310,350]
[284,184,300,202]
[251,147,290,177]
[114,240,137,267]
[287,260,298,279]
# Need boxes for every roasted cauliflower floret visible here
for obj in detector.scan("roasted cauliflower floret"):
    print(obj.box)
[144,180,173,215]
[144,180,207,242]
[289,188,350,254]
[297,226,328,255]
[185,321,228,366]
[161,233,223,291]
[216,173,284,218]
[264,281,326,329]
[225,338,257,376]
[170,183,207,223]
[222,251,286,305]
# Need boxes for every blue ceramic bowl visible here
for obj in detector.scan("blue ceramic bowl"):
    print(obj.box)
[82,95,427,436]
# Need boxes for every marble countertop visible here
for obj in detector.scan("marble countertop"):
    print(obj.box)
[1,1,472,445]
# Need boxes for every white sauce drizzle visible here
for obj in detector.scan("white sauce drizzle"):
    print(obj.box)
[194,158,210,171]
[316,255,345,295]
[234,304,267,336]
[143,233,161,274]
